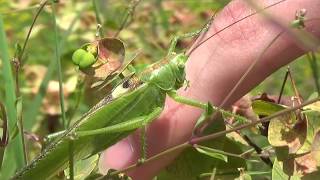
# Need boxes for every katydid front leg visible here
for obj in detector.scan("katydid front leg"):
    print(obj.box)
[167,91,214,135]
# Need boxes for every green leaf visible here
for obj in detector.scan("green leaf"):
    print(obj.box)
[272,158,289,180]
[252,100,285,116]
[64,154,99,180]
[311,130,320,167]
[268,112,307,154]
[297,110,320,154]
[157,138,246,180]
[304,101,320,113]
[235,168,252,180]
[195,145,228,162]
[254,100,307,154]
[0,14,24,179]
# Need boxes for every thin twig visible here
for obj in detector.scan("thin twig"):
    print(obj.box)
[113,0,142,37]
[307,52,320,95]
[287,67,302,104]
[92,0,103,37]
[19,0,49,63]
[51,3,67,128]
[242,135,273,167]
[277,67,289,103]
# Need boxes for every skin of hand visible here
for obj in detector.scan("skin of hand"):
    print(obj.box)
[99,0,320,179]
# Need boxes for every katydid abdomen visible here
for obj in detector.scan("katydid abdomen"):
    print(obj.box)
[13,84,165,180]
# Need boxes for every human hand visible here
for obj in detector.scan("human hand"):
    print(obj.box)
[99,0,320,179]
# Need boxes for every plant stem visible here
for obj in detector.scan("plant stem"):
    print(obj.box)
[19,0,49,64]
[51,3,67,129]
[114,0,142,37]
[92,0,103,37]
[307,52,320,95]
[277,67,289,103]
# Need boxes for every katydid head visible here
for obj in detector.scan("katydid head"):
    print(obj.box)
[170,53,188,89]
[139,53,188,91]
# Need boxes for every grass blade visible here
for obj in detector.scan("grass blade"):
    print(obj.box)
[0,14,25,179]
[51,3,67,128]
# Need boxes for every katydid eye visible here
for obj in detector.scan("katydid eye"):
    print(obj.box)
[122,80,130,88]
[112,81,131,98]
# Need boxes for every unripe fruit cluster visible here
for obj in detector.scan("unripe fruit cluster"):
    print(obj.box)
[72,49,96,69]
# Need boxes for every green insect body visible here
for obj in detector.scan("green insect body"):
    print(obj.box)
[13,53,189,179]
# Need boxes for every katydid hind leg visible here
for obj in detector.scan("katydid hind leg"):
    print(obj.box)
[75,107,162,137]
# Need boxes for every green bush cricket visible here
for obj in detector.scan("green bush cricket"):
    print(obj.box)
[12,20,215,180]
[11,1,293,179]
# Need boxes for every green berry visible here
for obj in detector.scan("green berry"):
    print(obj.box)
[79,52,96,69]
[72,49,87,65]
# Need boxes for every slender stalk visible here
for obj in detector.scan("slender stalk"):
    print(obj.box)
[114,0,142,37]
[307,52,320,95]
[225,121,272,166]
[51,4,67,129]
[92,0,103,37]
[277,67,289,103]
[219,31,284,109]
[242,135,272,167]
[287,67,302,104]
[19,0,49,64]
